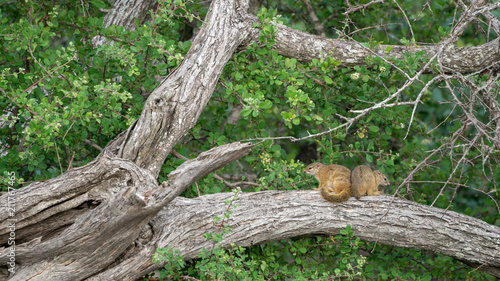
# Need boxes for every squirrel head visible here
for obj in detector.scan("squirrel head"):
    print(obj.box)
[304,163,324,175]
[375,170,391,186]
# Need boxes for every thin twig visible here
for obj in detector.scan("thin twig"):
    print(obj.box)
[343,0,385,16]
[301,0,325,36]
[393,0,415,43]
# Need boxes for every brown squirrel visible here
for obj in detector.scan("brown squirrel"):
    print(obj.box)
[304,163,351,203]
[350,165,390,199]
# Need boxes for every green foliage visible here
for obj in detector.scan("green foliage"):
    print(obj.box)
[258,151,305,191]
[152,247,185,280]
[1,0,197,184]
[365,244,495,280]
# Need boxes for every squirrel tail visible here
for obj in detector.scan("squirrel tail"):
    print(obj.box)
[320,187,351,203]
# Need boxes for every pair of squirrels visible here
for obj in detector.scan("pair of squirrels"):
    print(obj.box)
[304,163,390,203]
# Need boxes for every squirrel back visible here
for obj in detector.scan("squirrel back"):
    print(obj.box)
[351,165,390,199]
[305,163,351,203]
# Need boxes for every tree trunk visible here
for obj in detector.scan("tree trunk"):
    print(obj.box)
[1,0,499,280]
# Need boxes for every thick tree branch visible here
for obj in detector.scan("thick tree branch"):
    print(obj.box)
[0,156,159,281]
[238,2,500,74]
[266,22,500,74]
[0,140,254,280]
[103,0,253,177]
[91,191,500,279]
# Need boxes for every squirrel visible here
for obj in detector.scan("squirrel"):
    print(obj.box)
[350,165,390,199]
[304,163,351,203]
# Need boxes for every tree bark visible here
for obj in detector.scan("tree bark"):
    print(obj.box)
[104,0,253,176]
[92,0,157,46]
[91,192,500,280]
[0,141,254,280]
[1,0,499,280]
[261,17,500,74]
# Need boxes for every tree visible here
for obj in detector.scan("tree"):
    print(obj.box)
[0,0,499,280]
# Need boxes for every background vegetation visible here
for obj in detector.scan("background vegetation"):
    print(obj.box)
[1,0,498,279]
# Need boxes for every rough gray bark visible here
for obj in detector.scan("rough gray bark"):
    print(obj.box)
[259,17,500,74]
[92,0,157,46]
[104,0,254,176]
[0,141,254,280]
[1,0,499,280]
[92,192,500,280]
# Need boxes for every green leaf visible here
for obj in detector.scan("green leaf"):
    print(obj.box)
[260,261,267,271]
[241,108,252,117]
[209,186,221,194]
[261,99,272,109]
[366,154,373,163]
[257,48,268,55]
[91,0,106,8]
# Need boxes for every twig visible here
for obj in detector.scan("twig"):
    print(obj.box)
[404,75,443,139]
[429,134,479,208]
[301,0,325,36]
[342,0,385,16]
[411,180,500,213]
[346,22,402,37]
[67,151,76,171]
[55,139,64,173]
[393,0,415,43]
[84,139,103,152]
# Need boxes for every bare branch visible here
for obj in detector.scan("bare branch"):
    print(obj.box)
[84,139,103,152]
[393,0,415,43]
[301,0,325,36]
[342,0,385,16]
[404,75,443,139]
[146,142,256,204]
[170,149,262,190]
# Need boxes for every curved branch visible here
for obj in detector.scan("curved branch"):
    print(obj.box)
[103,0,253,177]
[92,191,500,279]
[239,3,500,74]
[146,141,256,204]
[301,0,325,36]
